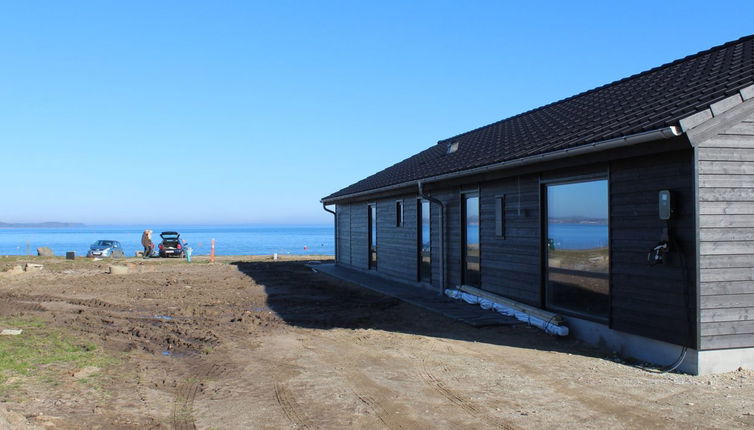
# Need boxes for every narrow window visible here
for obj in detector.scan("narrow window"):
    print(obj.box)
[462,192,481,287]
[368,204,377,270]
[495,195,505,238]
[396,201,403,227]
[418,199,431,282]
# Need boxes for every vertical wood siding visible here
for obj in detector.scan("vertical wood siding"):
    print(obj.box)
[697,113,754,350]
[610,150,697,347]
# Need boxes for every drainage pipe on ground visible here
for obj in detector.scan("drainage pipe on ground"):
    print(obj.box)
[322,203,337,263]
[418,181,446,295]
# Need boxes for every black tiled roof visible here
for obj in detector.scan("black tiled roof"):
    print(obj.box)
[324,35,754,201]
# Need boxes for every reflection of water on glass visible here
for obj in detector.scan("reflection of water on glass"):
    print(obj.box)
[546,179,609,318]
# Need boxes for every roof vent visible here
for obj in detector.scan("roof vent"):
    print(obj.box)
[446,141,459,154]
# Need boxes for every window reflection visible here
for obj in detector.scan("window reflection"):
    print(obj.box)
[463,194,480,287]
[369,204,377,269]
[419,200,431,282]
[546,180,609,319]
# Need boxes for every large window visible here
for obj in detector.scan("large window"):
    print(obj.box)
[545,179,609,320]
[418,199,431,282]
[368,204,377,270]
[462,193,480,287]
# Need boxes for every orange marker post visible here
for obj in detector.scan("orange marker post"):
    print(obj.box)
[210,238,215,263]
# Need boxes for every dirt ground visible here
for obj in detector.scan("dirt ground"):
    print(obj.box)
[1,255,753,429]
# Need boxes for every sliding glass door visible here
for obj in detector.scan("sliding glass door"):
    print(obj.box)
[545,179,609,320]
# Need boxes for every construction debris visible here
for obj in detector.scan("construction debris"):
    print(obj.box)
[24,263,44,272]
[108,265,129,275]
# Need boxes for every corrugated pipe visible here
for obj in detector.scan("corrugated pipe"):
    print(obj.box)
[445,289,569,336]
[418,181,446,294]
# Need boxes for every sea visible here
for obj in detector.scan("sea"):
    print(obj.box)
[0,225,334,257]
[548,224,608,250]
[0,223,608,257]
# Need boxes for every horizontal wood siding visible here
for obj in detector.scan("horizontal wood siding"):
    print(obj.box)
[422,188,462,288]
[375,195,418,282]
[430,197,443,290]
[336,204,351,266]
[479,175,541,306]
[697,114,754,350]
[350,202,369,270]
[610,150,697,347]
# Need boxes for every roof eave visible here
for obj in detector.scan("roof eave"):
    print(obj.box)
[321,126,682,204]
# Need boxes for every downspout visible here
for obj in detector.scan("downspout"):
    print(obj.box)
[418,181,446,295]
[322,203,337,263]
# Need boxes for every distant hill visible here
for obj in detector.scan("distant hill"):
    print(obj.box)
[549,217,607,225]
[0,222,85,228]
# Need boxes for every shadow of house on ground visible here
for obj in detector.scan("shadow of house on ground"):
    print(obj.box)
[230,260,606,360]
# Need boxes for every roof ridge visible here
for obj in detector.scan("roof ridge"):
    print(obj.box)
[437,34,754,144]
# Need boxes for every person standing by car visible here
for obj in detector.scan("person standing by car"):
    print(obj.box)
[141,229,154,258]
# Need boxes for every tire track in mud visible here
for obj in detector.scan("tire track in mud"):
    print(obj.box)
[415,341,519,430]
[274,382,311,430]
[441,340,666,429]
[246,355,315,429]
[0,292,222,355]
[349,333,518,430]
[0,292,129,310]
[171,362,227,430]
[303,332,432,430]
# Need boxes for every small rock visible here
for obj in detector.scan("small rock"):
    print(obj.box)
[0,329,22,336]
[24,263,44,272]
[686,402,695,406]
[36,247,54,257]
[108,265,129,275]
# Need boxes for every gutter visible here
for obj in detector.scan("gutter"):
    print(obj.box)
[418,181,446,295]
[322,203,337,262]
[322,126,682,203]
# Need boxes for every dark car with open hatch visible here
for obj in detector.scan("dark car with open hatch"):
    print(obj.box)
[158,231,184,258]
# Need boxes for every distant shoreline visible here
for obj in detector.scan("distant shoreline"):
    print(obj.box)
[0,222,85,229]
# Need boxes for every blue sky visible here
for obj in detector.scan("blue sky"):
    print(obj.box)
[2,1,752,225]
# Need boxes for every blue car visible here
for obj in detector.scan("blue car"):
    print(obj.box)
[87,240,125,258]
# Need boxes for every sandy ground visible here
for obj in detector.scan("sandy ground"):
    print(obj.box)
[0,255,753,429]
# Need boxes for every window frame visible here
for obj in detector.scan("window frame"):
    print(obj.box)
[541,174,610,323]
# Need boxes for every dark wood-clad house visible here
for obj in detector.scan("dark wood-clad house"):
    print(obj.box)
[321,36,754,374]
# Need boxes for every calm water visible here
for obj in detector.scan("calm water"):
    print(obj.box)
[0,225,334,257]
[459,224,608,250]
[548,224,608,250]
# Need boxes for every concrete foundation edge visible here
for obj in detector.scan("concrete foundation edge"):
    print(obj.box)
[565,315,754,375]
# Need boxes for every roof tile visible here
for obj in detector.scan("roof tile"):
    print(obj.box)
[324,35,754,201]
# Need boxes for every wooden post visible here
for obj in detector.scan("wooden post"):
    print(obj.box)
[210,238,215,263]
